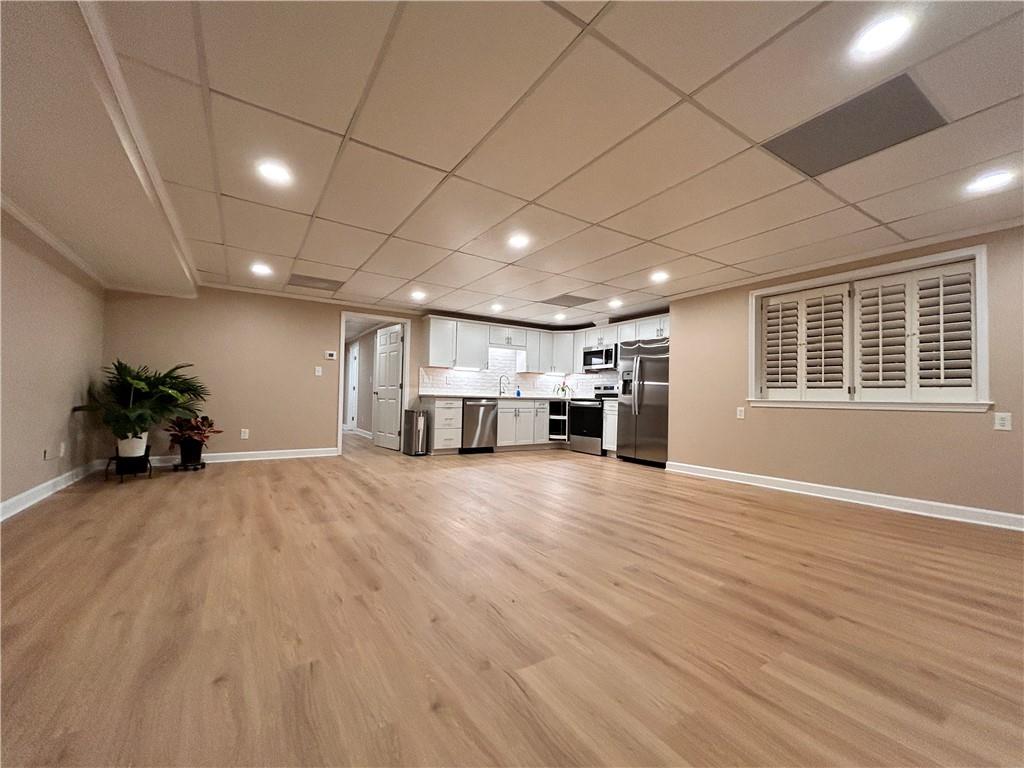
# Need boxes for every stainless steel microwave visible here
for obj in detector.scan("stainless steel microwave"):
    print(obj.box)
[583,344,616,372]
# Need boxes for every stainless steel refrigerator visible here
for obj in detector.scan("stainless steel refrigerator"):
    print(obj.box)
[617,338,670,466]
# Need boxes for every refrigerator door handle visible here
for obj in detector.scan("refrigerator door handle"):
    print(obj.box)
[633,356,641,416]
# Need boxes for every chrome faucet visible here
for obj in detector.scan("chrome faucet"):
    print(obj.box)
[498,374,511,397]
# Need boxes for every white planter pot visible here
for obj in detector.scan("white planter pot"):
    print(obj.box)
[117,433,148,457]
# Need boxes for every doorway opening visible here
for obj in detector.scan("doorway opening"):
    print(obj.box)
[339,312,411,454]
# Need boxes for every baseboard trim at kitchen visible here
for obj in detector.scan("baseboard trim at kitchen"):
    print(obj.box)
[150,447,340,466]
[1,459,106,522]
[665,462,1023,531]
[343,427,373,439]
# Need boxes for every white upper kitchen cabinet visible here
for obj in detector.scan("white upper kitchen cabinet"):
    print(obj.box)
[616,321,636,343]
[489,325,527,347]
[573,330,586,373]
[538,332,554,373]
[636,314,669,339]
[427,317,456,367]
[586,326,617,347]
[523,330,541,372]
[552,333,573,375]
[454,321,488,369]
[659,314,670,338]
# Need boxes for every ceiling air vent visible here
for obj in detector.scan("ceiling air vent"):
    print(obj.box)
[762,74,946,177]
[546,293,592,307]
[288,274,344,292]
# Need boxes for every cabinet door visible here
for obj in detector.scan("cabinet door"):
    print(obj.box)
[497,409,517,446]
[602,325,619,345]
[489,325,508,345]
[533,403,549,443]
[507,327,527,347]
[428,318,456,367]
[552,333,573,374]
[455,322,488,369]
[573,331,586,373]
[616,322,636,343]
[636,316,660,340]
[659,314,670,337]
[603,412,617,450]
[514,407,534,445]
[538,332,554,372]
[585,327,602,347]
[524,330,541,372]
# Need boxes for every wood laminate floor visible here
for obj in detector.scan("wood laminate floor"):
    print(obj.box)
[3,435,1023,766]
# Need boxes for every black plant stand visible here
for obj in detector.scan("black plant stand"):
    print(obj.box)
[105,446,153,482]
[172,438,206,472]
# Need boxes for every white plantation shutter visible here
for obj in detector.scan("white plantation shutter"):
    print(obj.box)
[854,278,909,400]
[804,290,847,393]
[761,296,799,396]
[914,264,976,401]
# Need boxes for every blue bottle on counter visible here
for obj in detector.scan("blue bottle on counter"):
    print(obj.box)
[515,386,522,397]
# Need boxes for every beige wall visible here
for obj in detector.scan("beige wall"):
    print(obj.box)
[668,227,1024,515]
[1,213,106,501]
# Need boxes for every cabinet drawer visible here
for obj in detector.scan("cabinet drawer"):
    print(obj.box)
[431,399,463,410]
[433,410,462,429]
[432,428,462,449]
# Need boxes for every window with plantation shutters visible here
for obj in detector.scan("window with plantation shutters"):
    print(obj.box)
[753,254,985,408]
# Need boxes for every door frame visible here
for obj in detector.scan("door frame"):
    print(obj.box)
[345,343,359,429]
[338,312,413,454]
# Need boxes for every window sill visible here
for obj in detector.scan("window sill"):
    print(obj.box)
[747,400,994,413]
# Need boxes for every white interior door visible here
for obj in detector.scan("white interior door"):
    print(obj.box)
[372,324,403,450]
[346,345,359,427]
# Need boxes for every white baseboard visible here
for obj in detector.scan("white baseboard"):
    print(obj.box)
[665,462,1024,531]
[1,459,106,522]
[1,448,341,522]
[343,427,373,439]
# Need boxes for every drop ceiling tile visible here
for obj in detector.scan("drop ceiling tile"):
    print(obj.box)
[603,149,803,239]
[510,302,568,320]
[101,2,199,81]
[889,187,1024,240]
[462,265,550,294]
[914,13,1024,121]
[382,281,453,307]
[120,58,214,190]
[291,260,355,283]
[225,246,292,289]
[576,291,658,312]
[697,1,1020,142]
[509,275,594,301]
[465,296,533,314]
[657,266,754,296]
[567,242,684,282]
[396,177,524,249]
[460,205,589,262]
[596,1,811,94]
[515,226,641,272]
[318,142,444,233]
[284,285,337,299]
[166,183,221,242]
[200,2,393,132]
[818,97,1023,201]
[739,226,902,275]
[197,270,227,285]
[569,283,620,300]
[428,290,497,312]
[359,237,451,279]
[858,152,1024,221]
[353,3,578,169]
[222,197,309,257]
[188,240,226,274]
[458,37,679,199]
[211,94,341,213]
[539,104,749,222]
[607,255,720,290]
[557,2,606,23]
[298,218,386,269]
[657,182,845,253]
[703,207,878,265]
[335,271,407,300]
[416,252,504,288]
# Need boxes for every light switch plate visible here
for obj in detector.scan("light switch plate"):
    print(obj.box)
[314,366,323,377]
[240,428,250,440]
[994,412,1012,431]
[736,407,745,420]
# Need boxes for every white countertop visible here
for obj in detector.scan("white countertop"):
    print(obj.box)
[420,393,572,400]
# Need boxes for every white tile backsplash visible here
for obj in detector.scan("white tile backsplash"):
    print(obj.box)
[419,347,617,399]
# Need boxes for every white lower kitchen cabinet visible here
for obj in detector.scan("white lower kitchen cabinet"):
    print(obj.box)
[497,407,517,447]
[515,407,535,444]
[424,398,463,453]
[603,400,618,451]
[533,402,549,442]
[497,402,550,446]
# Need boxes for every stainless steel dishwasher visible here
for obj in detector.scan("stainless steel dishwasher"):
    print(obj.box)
[461,399,497,452]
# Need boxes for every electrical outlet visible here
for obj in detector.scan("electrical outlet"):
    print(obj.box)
[240,428,250,440]
[736,406,745,420]
[324,351,337,360]
[314,365,323,377]
[994,412,1012,431]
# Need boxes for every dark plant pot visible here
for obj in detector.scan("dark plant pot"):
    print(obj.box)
[179,438,204,467]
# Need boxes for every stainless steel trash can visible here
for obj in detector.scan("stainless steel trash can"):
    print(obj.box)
[402,409,429,455]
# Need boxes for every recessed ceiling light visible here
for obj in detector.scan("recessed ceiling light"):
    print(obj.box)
[490,303,503,312]
[608,298,623,309]
[554,313,566,321]
[651,271,669,283]
[507,232,531,249]
[849,14,914,62]
[410,290,426,301]
[256,159,293,186]
[965,169,1016,195]
[250,262,273,276]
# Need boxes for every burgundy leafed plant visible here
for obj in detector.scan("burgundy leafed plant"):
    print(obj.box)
[165,415,223,447]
